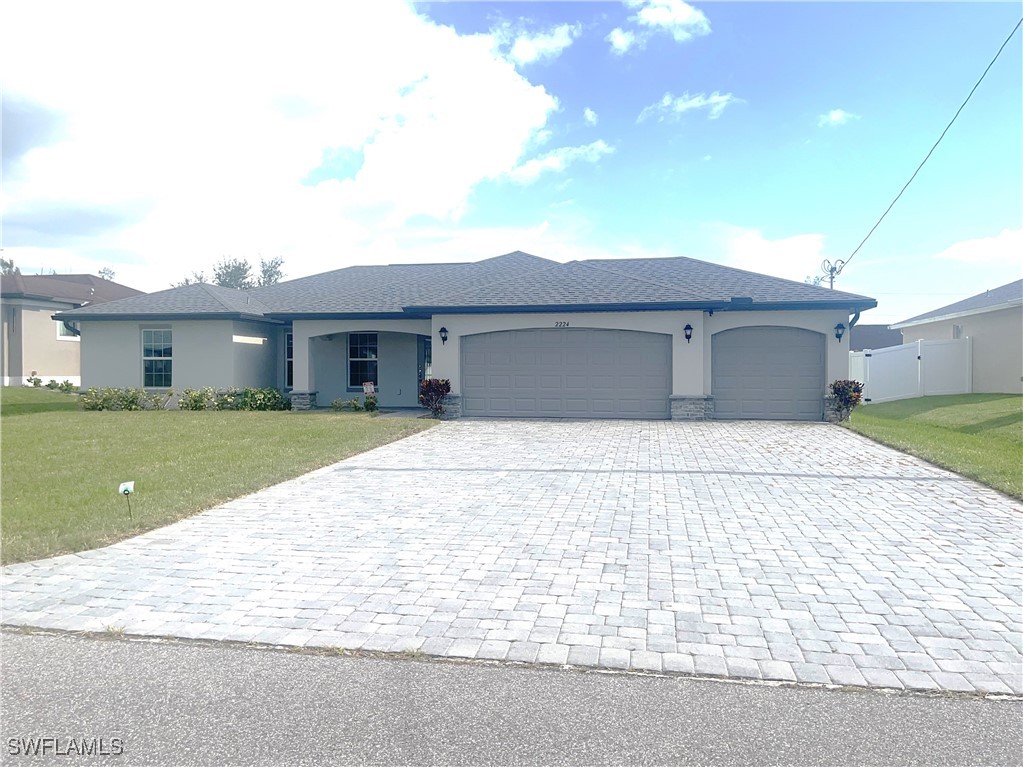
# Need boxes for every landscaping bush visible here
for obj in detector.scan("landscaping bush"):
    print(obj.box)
[179,387,290,411]
[26,373,42,387]
[419,378,451,417]
[80,387,175,411]
[58,380,78,394]
[178,387,219,410]
[828,379,864,421]
[363,394,378,412]
[331,397,363,412]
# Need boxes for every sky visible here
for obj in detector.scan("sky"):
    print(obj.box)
[2,0,1020,324]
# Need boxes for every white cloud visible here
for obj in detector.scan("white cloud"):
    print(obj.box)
[638,91,740,122]
[507,23,581,66]
[606,27,637,55]
[583,108,599,126]
[609,0,710,54]
[1,0,563,290]
[933,228,1023,267]
[507,140,615,185]
[817,109,861,128]
[628,0,710,42]
[695,224,828,284]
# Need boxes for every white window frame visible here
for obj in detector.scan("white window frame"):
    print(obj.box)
[348,333,378,390]
[56,320,80,342]
[142,328,173,388]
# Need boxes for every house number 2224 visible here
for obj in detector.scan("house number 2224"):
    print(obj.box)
[554,321,570,327]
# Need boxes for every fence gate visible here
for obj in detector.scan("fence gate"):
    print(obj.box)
[849,338,972,404]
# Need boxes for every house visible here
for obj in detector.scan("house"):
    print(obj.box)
[1,273,144,386]
[848,323,902,352]
[56,251,876,421]
[891,279,1022,394]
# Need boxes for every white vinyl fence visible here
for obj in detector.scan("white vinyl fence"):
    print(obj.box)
[849,338,972,404]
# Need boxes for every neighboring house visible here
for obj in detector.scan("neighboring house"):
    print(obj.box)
[1,273,144,386]
[57,251,876,421]
[891,279,1022,395]
[848,323,902,352]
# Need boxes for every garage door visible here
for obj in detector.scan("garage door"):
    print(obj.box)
[712,327,825,421]
[461,328,671,419]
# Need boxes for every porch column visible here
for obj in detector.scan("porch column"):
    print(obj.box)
[291,328,317,410]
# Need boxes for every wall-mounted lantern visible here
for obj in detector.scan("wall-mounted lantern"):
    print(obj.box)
[834,323,846,343]
[683,324,694,343]
[439,327,449,345]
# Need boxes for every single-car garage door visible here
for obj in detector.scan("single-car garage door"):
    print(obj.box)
[712,326,825,421]
[462,328,671,419]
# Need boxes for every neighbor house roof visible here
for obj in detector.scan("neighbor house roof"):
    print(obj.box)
[1,273,142,305]
[57,250,876,321]
[56,282,276,322]
[848,324,902,351]
[891,279,1023,329]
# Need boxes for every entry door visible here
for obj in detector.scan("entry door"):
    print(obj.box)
[417,336,432,383]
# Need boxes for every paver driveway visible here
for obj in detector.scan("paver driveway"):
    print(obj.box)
[3,421,1021,694]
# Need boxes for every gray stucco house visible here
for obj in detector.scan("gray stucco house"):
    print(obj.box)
[56,251,876,421]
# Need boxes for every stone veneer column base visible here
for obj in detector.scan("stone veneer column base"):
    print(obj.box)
[823,395,849,423]
[438,394,462,420]
[290,391,318,410]
[670,395,714,420]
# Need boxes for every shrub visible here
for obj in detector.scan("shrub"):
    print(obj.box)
[179,387,291,411]
[829,379,864,421]
[178,387,219,411]
[27,372,42,387]
[58,380,78,394]
[419,378,451,417]
[363,394,378,412]
[331,397,364,412]
[80,387,174,411]
[45,380,59,389]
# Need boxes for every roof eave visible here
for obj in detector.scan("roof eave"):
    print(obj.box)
[891,298,1022,329]
[52,312,284,324]
[263,311,428,321]
[404,299,877,315]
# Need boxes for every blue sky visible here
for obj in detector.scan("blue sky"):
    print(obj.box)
[3,1,1020,323]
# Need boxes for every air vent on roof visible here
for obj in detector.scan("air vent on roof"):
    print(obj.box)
[729,296,753,305]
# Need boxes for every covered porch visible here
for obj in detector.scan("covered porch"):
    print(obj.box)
[290,319,432,409]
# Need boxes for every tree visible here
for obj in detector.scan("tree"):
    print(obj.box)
[212,257,254,289]
[98,267,116,281]
[174,256,285,289]
[257,256,285,287]
[1,258,20,276]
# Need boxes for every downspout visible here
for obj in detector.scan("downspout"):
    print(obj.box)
[848,309,861,329]
[62,320,81,337]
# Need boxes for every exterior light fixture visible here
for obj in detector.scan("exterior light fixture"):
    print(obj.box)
[683,324,693,343]
[834,323,846,342]
[439,327,449,345]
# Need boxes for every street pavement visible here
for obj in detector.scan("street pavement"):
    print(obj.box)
[1,631,1021,766]
[2,421,1021,694]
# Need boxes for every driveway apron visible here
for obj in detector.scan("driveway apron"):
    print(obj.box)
[3,421,1021,695]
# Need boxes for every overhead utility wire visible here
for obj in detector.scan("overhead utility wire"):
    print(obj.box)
[821,16,1023,288]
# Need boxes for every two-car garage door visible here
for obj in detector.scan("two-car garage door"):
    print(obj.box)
[461,328,671,419]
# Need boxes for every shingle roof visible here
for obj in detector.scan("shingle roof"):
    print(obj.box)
[251,251,554,314]
[0,273,142,305]
[407,255,875,311]
[56,250,877,320]
[892,279,1023,327]
[848,324,902,351]
[59,282,273,319]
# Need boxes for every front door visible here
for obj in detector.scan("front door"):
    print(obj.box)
[417,336,432,384]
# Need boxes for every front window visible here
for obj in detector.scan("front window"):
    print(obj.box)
[285,332,294,388]
[142,329,172,387]
[348,333,377,388]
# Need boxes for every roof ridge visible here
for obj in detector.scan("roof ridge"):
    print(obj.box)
[406,259,567,305]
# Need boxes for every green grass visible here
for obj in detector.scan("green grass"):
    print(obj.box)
[844,394,1023,499]
[0,388,434,564]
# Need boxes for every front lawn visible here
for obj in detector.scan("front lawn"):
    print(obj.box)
[0,388,434,564]
[843,394,1023,500]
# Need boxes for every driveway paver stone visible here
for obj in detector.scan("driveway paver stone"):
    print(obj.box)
[3,421,1021,695]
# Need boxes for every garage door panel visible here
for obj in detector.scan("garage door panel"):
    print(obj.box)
[462,328,670,419]
[712,327,825,421]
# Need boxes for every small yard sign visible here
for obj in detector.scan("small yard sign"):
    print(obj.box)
[362,382,375,396]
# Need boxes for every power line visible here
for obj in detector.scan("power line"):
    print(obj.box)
[820,16,1023,289]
